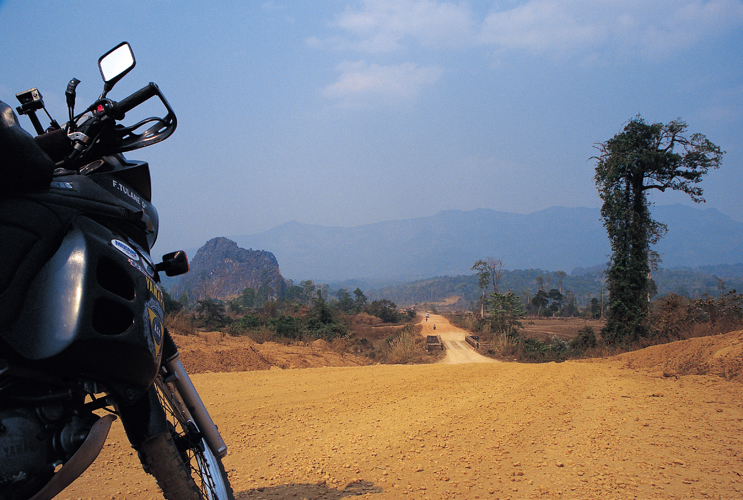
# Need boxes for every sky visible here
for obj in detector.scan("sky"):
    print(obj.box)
[1,0,742,256]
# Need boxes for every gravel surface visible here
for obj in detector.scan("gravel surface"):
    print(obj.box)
[58,319,743,499]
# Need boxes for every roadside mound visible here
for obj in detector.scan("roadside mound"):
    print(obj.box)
[604,329,743,381]
[171,328,743,381]
[172,332,372,374]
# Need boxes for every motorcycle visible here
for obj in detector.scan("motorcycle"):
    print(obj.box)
[0,42,233,499]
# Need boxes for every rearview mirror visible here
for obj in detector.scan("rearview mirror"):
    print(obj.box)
[156,251,190,277]
[98,42,135,92]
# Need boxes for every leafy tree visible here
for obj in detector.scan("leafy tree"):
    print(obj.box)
[472,258,505,318]
[227,298,242,314]
[487,292,525,336]
[307,293,333,327]
[564,291,578,317]
[554,270,567,294]
[367,299,399,323]
[531,289,549,316]
[548,288,564,312]
[594,116,723,344]
[239,287,257,309]
[352,287,368,310]
[195,299,227,328]
[306,293,347,340]
[569,326,597,351]
[590,298,602,319]
[334,289,356,312]
[300,280,316,305]
[268,315,301,339]
[283,285,303,303]
[472,258,504,292]
[238,314,261,329]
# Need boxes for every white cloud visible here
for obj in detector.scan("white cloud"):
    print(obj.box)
[323,60,444,105]
[479,0,743,59]
[329,0,476,53]
[319,0,743,59]
[313,0,743,105]
[479,0,603,55]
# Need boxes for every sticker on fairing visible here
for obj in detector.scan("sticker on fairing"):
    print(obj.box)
[128,258,148,278]
[50,181,75,190]
[148,306,163,358]
[127,238,156,276]
[146,276,165,310]
[112,239,139,261]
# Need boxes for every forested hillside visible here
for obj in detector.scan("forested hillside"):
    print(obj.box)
[363,266,743,310]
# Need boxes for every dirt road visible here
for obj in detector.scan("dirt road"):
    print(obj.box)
[423,314,498,364]
[59,329,743,500]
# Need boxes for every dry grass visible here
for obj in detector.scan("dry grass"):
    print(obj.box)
[350,323,406,341]
[351,312,384,326]
[520,317,606,341]
[165,310,196,335]
[381,324,431,364]
[242,326,275,344]
[197,331,225,344]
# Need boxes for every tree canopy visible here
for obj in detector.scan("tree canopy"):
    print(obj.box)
[594,116,723,344]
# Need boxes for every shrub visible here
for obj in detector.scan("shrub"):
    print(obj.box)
[569,326,597,351]
[649,293,692,341]
[268,315,302,339]
[245,326,274,344]
[367,299,401,323]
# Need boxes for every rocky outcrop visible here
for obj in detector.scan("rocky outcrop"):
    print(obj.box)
[172,237,289,301]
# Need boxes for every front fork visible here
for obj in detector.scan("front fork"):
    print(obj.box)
[160,355,228,458]
[119,328,227,457]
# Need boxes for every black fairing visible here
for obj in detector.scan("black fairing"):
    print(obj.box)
[0,157,164,402]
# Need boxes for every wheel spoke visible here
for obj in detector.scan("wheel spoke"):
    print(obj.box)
[154,377,231,499]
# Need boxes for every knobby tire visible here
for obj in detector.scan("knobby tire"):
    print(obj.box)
[139,377,234,500]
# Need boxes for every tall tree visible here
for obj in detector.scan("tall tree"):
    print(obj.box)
[487,292,525,336]
[352,287,367,310]
[531,289,549,316]
[471,260,491,318]
[594,116,723,344]
[472,258,504,317]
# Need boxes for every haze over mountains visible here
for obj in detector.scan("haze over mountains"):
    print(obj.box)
[229,205,743,284]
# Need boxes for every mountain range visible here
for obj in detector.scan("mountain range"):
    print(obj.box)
[228,205,743,284]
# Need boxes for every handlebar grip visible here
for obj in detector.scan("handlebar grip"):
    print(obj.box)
[117,82,159,113]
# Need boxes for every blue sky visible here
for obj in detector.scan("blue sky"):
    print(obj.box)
[1,0,742,256]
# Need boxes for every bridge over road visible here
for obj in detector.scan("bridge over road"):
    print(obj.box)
[421,314,499,364]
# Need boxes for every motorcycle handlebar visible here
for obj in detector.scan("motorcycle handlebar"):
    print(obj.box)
[117,82,160,114]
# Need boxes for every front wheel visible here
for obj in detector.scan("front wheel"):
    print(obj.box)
[140,377,234,500]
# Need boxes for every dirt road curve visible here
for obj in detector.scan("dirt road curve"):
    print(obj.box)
[59,327,743,500]
[424,314,498,364]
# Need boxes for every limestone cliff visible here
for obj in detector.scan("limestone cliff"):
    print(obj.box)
[172,237,289,302]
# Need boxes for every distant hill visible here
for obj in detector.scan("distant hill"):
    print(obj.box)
[231,205,743,283]
[171,237,290,302]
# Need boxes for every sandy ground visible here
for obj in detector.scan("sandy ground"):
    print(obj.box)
[58,316,743,500]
